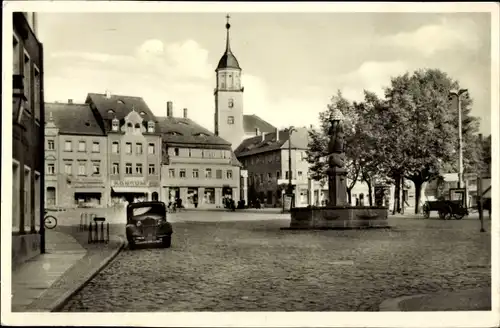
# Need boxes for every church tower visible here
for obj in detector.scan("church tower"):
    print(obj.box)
[214,15,244,150]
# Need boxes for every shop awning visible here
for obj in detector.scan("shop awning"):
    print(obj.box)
[112,187,150,194]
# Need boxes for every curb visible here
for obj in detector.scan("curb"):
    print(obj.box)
[49,236,126,312]
[378,294,428,311]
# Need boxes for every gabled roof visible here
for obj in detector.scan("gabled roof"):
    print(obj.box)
[243,114,276,134]
[45,102,105,136]
[235,127,309,158]
[157,116,231,149]
[86,93,158,123]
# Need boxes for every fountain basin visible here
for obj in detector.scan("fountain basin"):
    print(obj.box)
[285,205,390,230]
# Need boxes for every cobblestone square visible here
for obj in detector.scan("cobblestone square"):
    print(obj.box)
[61,212,491,312]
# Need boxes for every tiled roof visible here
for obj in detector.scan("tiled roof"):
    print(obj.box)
[235,127,309,158]
[45,102,105,136]
[85,93,158,131]
[243,114,276,134]
[157,116,231,148]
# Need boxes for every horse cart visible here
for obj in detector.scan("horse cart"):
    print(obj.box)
[422,199,469,220]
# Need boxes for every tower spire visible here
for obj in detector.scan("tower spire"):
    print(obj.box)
[225,14,232,53]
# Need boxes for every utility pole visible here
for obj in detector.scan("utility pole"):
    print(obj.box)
[287,126,296,204]
[478,133,486,233]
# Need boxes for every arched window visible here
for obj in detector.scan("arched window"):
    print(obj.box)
[126,122,133,132]
[174,148,179,156]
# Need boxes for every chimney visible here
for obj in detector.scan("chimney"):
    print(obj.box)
[183,108,188,119]
[105,90,111,99]
[167,101,173,117]
[276,128,279,140]
[68,99,73,104]
[255,127,260,136]
[262,132,266,141]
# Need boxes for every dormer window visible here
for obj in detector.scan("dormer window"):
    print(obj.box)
[117,100,125,104]
[126,122,133,132]
[194,132,209,137]
[140,111,146,116]
[107,109,115,116]
[134,123,141,133]
[111,118,119,131]
[147,121,155,133]
[167,131,183,136]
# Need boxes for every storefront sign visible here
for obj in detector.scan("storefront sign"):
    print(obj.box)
[111,180,149,188]
[71,177,104,188]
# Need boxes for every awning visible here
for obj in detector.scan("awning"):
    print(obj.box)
[112,187,151,194]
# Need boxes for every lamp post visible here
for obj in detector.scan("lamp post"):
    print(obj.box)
[449,89,468,190]
[287,126,296,196]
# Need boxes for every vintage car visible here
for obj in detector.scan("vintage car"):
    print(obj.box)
[126,201,173,249]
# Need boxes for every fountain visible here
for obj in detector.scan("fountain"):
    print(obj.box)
[287,106,390,229]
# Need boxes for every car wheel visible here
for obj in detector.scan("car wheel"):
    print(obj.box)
[162,235,172,248]
[128,239,136,250]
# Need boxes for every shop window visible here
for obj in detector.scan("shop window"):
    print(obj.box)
[204,188,215,204]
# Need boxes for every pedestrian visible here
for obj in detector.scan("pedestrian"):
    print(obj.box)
[193,194,198,208]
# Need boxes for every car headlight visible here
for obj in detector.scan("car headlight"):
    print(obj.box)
[136,221,142,227]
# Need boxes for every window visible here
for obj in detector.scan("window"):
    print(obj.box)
[112,119,119,131]
[64,163,72,175]
[149,164,156,175]
[192,169,199,178]
[285,171,291,179]
[24,52,31,107]
[64,140,72,152]
[24,168,31,229]
[298,171,303,179]
[205,168,212,178]
[47,163,55,175]
[136,143,143,154]
[112,163,119,175]
[135,123,141,133]
[180,169,186,178]
[47,139,55,150]
[169,169,175,178]
[34,66,40,121]
[92,162,100,175]
[78,162,86,176]
[13,35,20,74]
[78,141,86,152]
[228,98,234,108]
[188,149,192,157]
[227,170,233,179]
[112,141,119,154]
[267,172,272,181]
[125,163,132,175]
[148,143,155,154]
[174,148,179,156]
[92,142,100,153]
[227,116,235,124]
[136,163,143,174]
[147,121,155,133]
[125,142,132,154]
[13,162,20,231]
[216,169,222,179]
[126,122,133,132]
[276,171,281,179]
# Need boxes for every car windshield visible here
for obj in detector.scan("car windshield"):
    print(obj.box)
[131,205,165,218]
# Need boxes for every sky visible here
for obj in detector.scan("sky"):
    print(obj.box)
[37,11,492,134]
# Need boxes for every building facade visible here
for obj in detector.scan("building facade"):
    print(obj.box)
[45,101,108,207]
[159,103,241,208]
[86,92,162,204]
[12,12,45,267]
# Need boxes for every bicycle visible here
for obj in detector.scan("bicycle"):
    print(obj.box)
[44,211,58,229]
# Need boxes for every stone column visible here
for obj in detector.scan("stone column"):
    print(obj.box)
[241,170,248,205]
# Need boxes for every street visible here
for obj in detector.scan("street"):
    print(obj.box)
[61,211,491,312]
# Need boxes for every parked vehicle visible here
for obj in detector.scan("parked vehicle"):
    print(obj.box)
[125,201,173,249]
[422,199,469,220]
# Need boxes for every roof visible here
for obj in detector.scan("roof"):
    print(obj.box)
[85,93,158,127]
[235,127,310,158]
[217,51,241,70]
[45,102,105,136]
[243,114,276,134]
[157,116,231,148]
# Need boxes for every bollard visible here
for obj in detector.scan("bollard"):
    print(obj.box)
[106,222,110,244]
[88,222,92,244]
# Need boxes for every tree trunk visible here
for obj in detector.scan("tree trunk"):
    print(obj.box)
[367,179,373,206]
[392,175,401,215]
[413,180,428,214]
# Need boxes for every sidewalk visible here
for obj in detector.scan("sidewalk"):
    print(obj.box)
[11,227,124,312]
[379,287,492,311]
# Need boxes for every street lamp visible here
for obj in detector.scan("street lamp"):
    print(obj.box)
[287,126,297,196]
[449,88,468,190]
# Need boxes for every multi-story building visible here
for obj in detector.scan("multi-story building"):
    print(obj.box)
[44,101,108,207]
[235,127,325,207]
[12,12,45,266]
[85,92,162,204]
[159,102,241,208]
